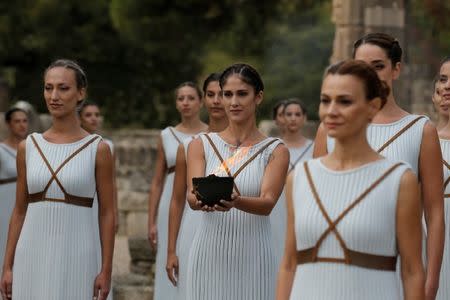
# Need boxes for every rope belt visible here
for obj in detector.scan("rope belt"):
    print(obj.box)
[0,177,17,185]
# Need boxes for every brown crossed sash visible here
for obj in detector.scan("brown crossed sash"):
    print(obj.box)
[376,116,425,153]
[296,161,404,271]
[0,143,17,184]
[443,160,450,198]
[288,141,313,173]
[166,127,184,174]
[28,135,100,207]
[203,134,278,196]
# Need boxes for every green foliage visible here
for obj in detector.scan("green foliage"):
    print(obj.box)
[0,0,333,127]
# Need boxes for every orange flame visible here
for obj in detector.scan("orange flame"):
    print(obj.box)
[213,147,251,176]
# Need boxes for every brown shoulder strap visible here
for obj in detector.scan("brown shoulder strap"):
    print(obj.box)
[377,116,426,153]
[31,135,100,195]
[233,138,279,179]
[288,141,313,173]
[304,161,404,261]
[203,134,240,194]
[169,127,182,145]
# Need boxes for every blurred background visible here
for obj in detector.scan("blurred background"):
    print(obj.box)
[0,0,448,129]
[1,1,450,299]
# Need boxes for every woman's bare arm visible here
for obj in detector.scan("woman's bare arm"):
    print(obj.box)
[166,144,187,285]
[186,138,206,210]
[419,122,444,300]
[397,170,425,300]
[276,172,297,300]
[93,142,115,299]
[147,135,167,249]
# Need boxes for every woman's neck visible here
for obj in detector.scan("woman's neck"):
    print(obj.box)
[325,130,380,171]
[282,130,307,147]
[48,114,86,138]
[225,119,261,146]
[372,93,409,124]
[438,117,450,139]
[178,116,206,134]
[3,135,23,149]
[208,117,228,133]
[436,114,449,132]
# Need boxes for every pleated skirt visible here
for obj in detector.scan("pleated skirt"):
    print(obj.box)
[12,202,98,300]
[0,183,15,271]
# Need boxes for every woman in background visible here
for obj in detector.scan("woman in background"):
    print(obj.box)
[278,59,424,300]
[148,82,207,299]
[431,78,448,131]
[314,33,444,299]
[436,57,450,300]
[166,72,228,298]
[0,108,28,273]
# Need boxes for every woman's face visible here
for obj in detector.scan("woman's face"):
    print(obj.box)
[284,104,305,133]
[44,67,85,118]
[204,81,226,120]
[439,62,450,112]
[354,43,400,92]
[80,105,101,133]
[222,74,262,124]
[7,111,28,139]
[432,81,448,117]
[319,74,379,140]
[275,105,286,129]
[175,86,202,119]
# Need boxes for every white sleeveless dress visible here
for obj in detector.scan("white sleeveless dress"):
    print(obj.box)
[290,158,408,299]
[12,133,102,300]
[0,143,17,270]
[186,133,283,300]
[437,139,450,300]
[174,134,203,299]
[154,127,193,300]
[271,139,313,270]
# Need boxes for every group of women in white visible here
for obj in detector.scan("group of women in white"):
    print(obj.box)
[0,31,449,300]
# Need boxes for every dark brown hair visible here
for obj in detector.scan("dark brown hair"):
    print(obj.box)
[272,100,286,120]
[325,60,390,108]
[44,59,88,90]
[284,98,307,116]
[220,63,264,93]
[175,81,202,99]
[353,32,402,65]
[202,73,221,94]
[5,107,27,123]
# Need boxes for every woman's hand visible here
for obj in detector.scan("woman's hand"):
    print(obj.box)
[166,252,179,286]
[93,271,111,300]
[148,223,158,250]
[214,193,239,212]
[0,269,13,300]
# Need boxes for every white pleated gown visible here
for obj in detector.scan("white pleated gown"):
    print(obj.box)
[290,158,408,299]
[437,139,450,300]
[12,133,102,300]
[186,133,282,300]
[327,114,428,294]
[0,143,17,270]
[271,139,313,269]
[154,127,193,300]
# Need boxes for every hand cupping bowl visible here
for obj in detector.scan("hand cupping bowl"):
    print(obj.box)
[192,174,234,207]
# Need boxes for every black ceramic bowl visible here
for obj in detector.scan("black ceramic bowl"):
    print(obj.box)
[192,174,234,207]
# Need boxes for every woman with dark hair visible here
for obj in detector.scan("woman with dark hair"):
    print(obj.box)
[272,100,287,136]
[0,59,115,300]
[436,57,450,300]
[314,33,444,299]
[185,63,289,299]
[148,81,207,299]
[271,98,314,268]
[432,77,449,131]
[278,59,424,299]
[0,108,28,275]
[166,73,228,297]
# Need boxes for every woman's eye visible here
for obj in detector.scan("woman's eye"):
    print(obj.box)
[207,92,215,97]
[374,64,385,70]
[339,99,353,105]
[320,98,330,104]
